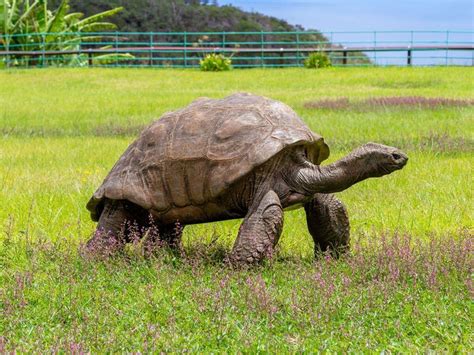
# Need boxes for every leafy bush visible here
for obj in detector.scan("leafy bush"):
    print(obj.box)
[304,51,332,69]
[200,53,232,72]
[0,0,125,67]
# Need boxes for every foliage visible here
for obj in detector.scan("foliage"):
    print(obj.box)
[304,51,332,69]
[46,0,370,65]
[49,0,309,33]
[199,53,231,71]
[0,67,472,351]
[0,0,125,66]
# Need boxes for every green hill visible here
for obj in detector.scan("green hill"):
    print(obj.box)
[51,0,321,35]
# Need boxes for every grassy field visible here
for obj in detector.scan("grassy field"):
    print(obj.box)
[0,67,473,352]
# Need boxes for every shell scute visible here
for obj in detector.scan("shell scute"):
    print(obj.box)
[87,93,329,221]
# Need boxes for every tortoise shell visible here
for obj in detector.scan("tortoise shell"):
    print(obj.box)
[87,93,329,221]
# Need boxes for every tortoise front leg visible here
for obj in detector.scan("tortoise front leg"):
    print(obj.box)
[84,200,130,256]
[304,194,350,257]
[85,199,151,257]
[228,190,283,265]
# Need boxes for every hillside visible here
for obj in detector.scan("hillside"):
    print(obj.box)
[50,0,321,35]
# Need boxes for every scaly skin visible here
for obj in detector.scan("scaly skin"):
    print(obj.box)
[85,95,408,264]
[85,200,184,257]
[86,142,407,263]
[228,190,283,265]
[304,194,350,257]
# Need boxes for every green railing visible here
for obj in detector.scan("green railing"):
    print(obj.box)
[0,30,472,68]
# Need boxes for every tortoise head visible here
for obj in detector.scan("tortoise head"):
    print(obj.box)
[353,142,408,177]
[292,142,408,195]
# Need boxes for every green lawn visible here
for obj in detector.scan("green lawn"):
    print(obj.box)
[0,67,473,352]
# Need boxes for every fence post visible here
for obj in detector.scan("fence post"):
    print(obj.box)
[373,31,377,65]
[343,50,347,65]
[407,49,412,66]
[5,35,10,68]
[41,33,46,67]
[78,32,84,67]
[260,31,264,67]
[222,32,226,64]
[184,32,188,68]
[296,32,300,66]
[329,32,333,64]
[149,32,154,67]
[115,32,119,67]
[445,30,449,66]
[88,50,93,66]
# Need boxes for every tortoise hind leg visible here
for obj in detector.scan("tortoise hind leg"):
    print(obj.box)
[142,222,185,256]
[304,194,350,257]
[228,190,283,265]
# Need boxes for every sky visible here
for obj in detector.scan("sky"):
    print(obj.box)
[218,0,473,32]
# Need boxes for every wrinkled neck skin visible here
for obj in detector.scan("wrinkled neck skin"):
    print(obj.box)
[220,144,405,215]
[292,151,374,195]
[223,146,384,214]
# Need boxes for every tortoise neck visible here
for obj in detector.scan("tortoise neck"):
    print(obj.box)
[296,152,369,194]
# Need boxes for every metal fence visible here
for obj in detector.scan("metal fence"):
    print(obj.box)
[0,30,472,68]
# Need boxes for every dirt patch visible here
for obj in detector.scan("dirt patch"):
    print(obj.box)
[93,123,146,137]
[304,96,474,111]
[365,96,474,108]
[0,127,57,137]
[329,133,474,153]
[388,134,474,153]
[374,80,442,89]
[0,123,147,137]
[304,98,351,110]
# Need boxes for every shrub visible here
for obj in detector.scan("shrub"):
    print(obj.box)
[200,53,232,72]
[304,52,332,69]
[0,0,124,67]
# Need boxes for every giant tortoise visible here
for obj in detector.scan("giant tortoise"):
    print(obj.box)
[86,93,408,263]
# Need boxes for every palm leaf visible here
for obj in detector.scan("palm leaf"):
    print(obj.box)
[64,35,102,43]
[46,0,68,34]
[2,0,123,65]
[93,52,134,65]
[75,7,123,28]
[64,12,83,22]
[7,0,17,27]
[11,0,41,32]
[0,1,7,34]
[80,22,116,32]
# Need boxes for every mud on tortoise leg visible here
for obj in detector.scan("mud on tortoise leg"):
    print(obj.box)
[84,199,151,257]
[304,193,350,258]
[228,190,283,265]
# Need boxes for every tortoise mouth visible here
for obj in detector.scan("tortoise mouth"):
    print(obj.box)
[393,152,409,168]
[389,156,408,170]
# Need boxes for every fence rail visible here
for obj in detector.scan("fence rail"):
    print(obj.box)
[1,30,472,68]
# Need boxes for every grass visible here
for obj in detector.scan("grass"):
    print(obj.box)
[0,67,473,352]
